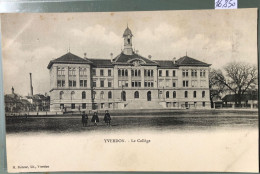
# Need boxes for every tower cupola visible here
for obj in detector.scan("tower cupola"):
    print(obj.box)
[123,25,133,55]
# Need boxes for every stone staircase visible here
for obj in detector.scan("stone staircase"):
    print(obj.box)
[125,100,164,109]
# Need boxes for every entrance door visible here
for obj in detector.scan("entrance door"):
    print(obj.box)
[147,91,151,101]
[121,91,126,101]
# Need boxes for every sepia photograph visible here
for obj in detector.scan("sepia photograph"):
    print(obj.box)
[1,8,258,172]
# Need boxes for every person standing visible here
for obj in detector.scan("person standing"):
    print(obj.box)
[104,110,111,126]
[81,111,88,127]
[91,112,99,126]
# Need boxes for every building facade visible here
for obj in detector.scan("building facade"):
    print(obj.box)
[47,27,211,111]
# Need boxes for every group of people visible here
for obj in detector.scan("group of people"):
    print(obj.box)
[81,110,111,127]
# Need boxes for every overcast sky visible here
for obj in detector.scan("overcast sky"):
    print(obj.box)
[1,9,257,96]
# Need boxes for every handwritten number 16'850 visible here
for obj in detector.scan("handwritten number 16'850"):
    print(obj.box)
[216,0,236,8]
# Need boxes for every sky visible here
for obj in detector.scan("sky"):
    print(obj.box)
[1,9,257,96]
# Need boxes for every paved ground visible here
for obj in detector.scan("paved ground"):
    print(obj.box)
[6,110,258,133]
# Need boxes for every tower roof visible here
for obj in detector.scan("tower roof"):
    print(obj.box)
[123,26,133,37]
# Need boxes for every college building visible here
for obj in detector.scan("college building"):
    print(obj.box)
[47,26,211,111]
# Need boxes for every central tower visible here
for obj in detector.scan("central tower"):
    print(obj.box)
[123,25,133,55]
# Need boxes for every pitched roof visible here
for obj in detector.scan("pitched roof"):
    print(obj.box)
[222,94,258,102]
[47,52,93,69]
[90,59,113,68]
[154,60,178,69]
[112,52,158,66]
[176,56,211,67]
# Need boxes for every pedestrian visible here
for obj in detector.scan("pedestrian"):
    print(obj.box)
[82,111,88,127]
[104,110,111,126]
[91,112,99,126]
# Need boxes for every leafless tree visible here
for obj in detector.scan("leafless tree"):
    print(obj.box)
[210,62,257,105]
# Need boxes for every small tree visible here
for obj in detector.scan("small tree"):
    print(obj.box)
[211,62,257,106]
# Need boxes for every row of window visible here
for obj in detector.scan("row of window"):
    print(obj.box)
[57,67,88,76]
[59,90,206,100]
[58,79,207,88]
[59,91,113,100]
[158,70,176,77]
[58,68,206,78]
[92,69,112,76]
[183,70,206,77]
[160,91,206,99]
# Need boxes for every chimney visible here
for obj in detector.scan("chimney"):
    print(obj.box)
[29,73,33,96]
[110,53,113,62]
[172,57,176,64]
[11,86,14,94]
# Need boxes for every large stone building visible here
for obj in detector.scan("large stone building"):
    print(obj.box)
[47,26,211,111]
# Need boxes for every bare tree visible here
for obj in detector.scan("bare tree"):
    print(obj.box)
[209,69,227,107]
[210,62,257,105]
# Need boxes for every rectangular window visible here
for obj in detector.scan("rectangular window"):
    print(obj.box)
[172,82,176,87]
[101,103,105,109]
[100,80,104,87]
[166,70,169,77]
[144,82,147,87]
[100,69,104,76]
[109,103,113,108]
[108,81,112,87]
[69,80,76,87]
[173,70,176,77]
[71,104,75,109]
[92,69,96,76]
[108,69,112,76]
[80,80,87,87]
[79,68,87,76]
[159,70,162,77]
[92,81,96,87]
[57,80,65,87]
[60,104,64,109]
[151,82,154,87]
[202,102,206,107]
[82,103,86,109]
[182,70,189,77]
[183,80,189,87]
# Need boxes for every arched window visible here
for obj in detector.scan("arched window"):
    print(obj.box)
[118,69,121,76]
[100,91,104,99]
[202,91,205,98]
[147,91,151,101]
[184,91,188,98]
[135,69,138,76]
[60,91,64,99]
[151,70,153,77]
[71,91,75,100]
[159,90,163,99]
[193,91,197,98]
[108,91,112,99]
[121,91,126,101]
[148,70,150,76]
[166,91,170,98]
[93,91,96,99]
[122,69,125,76]
[173,91,176,98]
[138,70,141,76]
[125,69,128,76]
[134,91,139,98]
[82,91,86,99]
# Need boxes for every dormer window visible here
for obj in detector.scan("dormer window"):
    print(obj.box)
[127,38,130,44]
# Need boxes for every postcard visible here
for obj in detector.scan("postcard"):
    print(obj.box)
[1,9,258,172]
